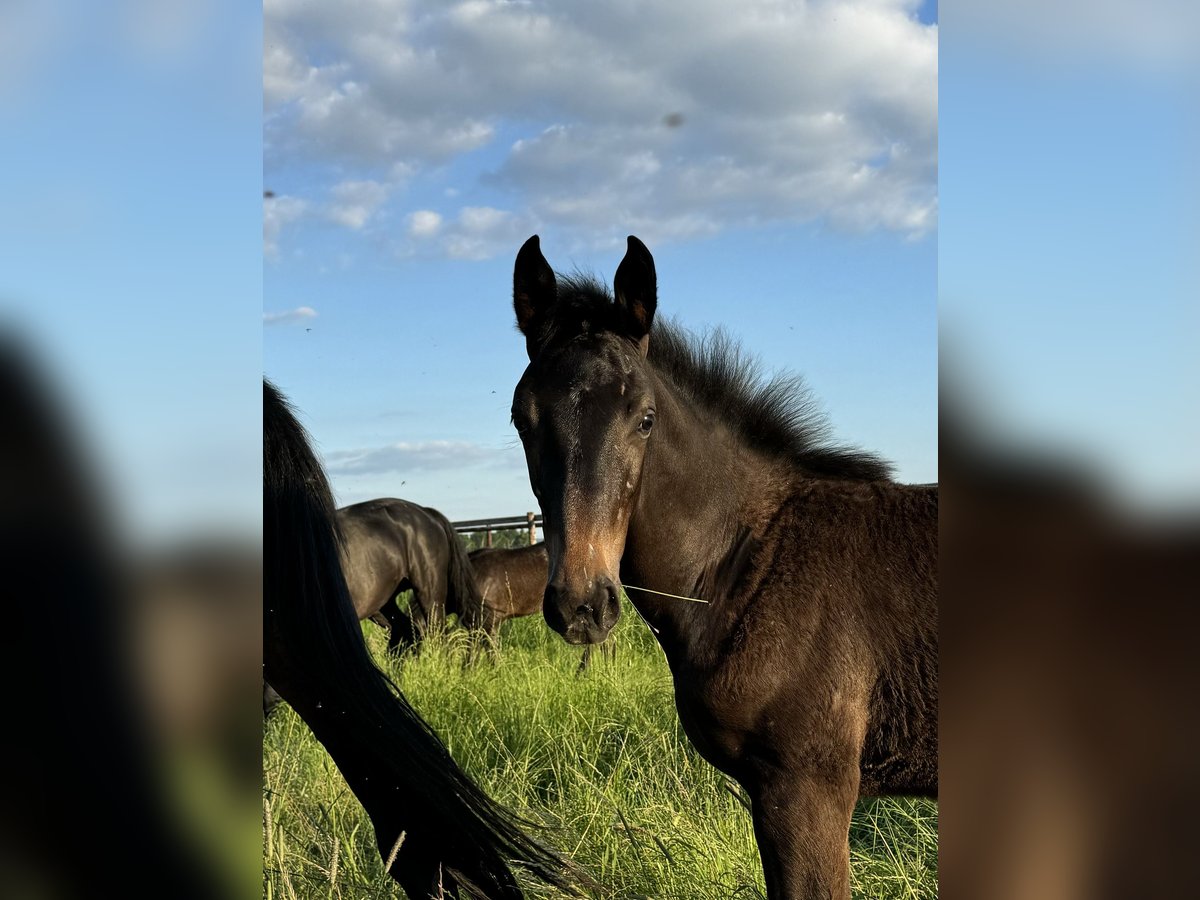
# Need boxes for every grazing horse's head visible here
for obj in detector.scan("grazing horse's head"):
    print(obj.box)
[510,235,658,645]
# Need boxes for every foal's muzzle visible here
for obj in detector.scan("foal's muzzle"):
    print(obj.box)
[543,576,621,645]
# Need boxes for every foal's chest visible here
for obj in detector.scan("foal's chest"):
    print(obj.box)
[668,655,781,778]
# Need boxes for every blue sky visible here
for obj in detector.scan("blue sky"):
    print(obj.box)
[2,0,262,543]
[941,1,1198,508]
[265,0,940,520]
[4,0,1192,543]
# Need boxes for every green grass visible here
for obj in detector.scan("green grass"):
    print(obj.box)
[262,600,937,898]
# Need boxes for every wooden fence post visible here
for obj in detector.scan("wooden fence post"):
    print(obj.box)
[527,511,536,545]
[485,524,492,548]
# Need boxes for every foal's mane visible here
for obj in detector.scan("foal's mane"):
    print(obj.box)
[554,273,893,482]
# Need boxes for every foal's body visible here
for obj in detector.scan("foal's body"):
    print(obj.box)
[617,380,936,898]
[631,477,937,896]
[630,473,938,781]
[509,235,937,898]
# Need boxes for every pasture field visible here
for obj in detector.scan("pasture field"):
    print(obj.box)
[263,599,938,899]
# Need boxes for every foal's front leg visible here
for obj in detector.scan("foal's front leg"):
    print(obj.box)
[750,767,860,900]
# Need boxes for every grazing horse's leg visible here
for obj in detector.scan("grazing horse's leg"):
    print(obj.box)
[405,587,431,639]
[378,597,419,654]
[425,572,449,634]
[750,766,860,900]
[411,565,448,639]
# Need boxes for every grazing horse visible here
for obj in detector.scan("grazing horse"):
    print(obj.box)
[507,237,937,900]
[338,498,486,652]
[469,543,549,635]
[469,542,611,672]
[264,500,486,715]
[264,380,579,899]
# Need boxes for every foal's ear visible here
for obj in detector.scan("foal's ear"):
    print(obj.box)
[613,235,657,356]
[513,235,557,344]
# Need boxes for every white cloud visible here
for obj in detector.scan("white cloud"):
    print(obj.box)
[404,205,535,260]
[327,178,390,229]
[325,440,498,475]
[265,0,938,251]
[406,209,443,238]
[263,193,307,258]
[263,305,317,326]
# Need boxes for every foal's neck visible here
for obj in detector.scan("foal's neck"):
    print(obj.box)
[620,371,790,664]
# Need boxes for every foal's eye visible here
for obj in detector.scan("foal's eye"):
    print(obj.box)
[637,412,655,437]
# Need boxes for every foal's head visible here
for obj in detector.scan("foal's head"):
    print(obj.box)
[510,235,658,645]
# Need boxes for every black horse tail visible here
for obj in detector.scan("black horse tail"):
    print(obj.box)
[427,507,488,631]
[264,381,582,899]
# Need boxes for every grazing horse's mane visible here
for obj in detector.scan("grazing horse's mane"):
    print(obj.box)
[551,273,893,482]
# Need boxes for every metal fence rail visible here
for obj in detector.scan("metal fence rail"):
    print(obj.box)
[450,511,542,547]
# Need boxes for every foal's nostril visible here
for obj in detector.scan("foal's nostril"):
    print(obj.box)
[576,601,605,627]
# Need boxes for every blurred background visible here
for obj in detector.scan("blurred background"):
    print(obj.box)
[941,1,1199,897]
[1,0,1197,898]
[1,1,260,898]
